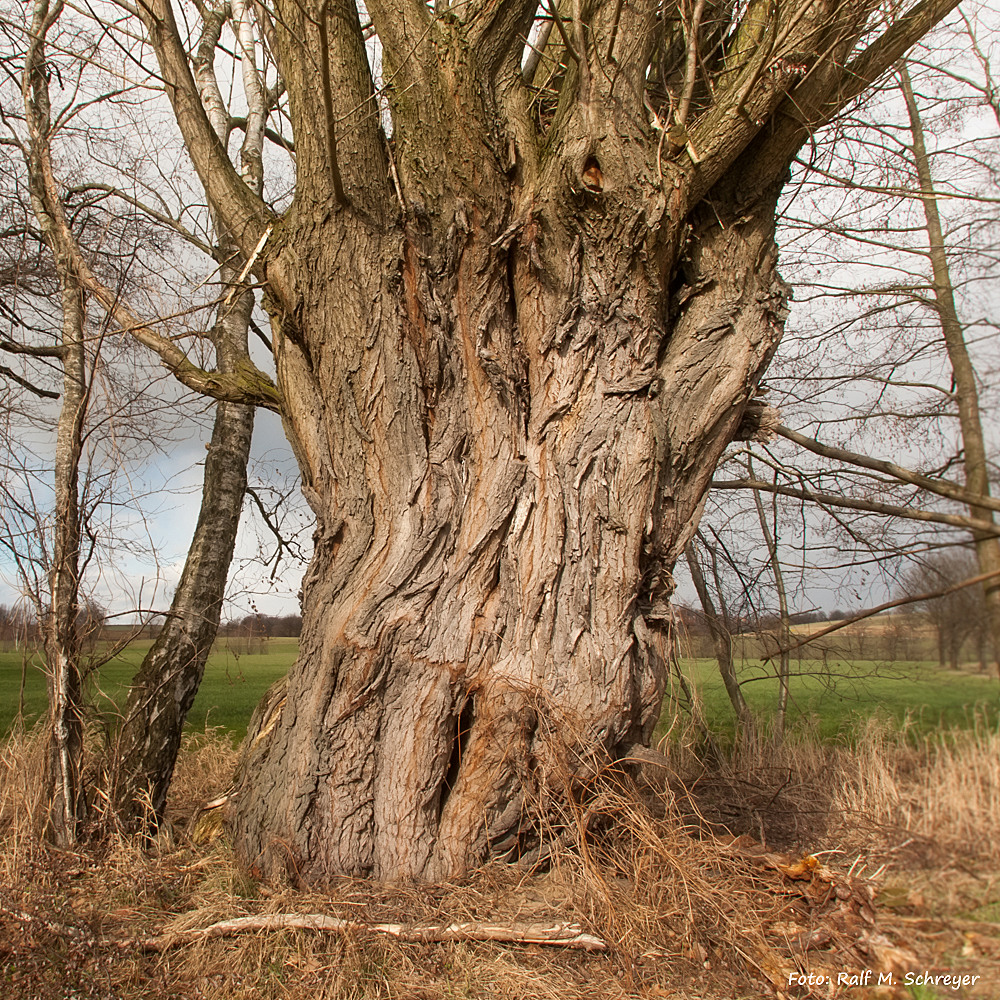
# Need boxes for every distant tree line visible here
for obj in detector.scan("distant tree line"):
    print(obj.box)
[676,605,847,639]
[218,614,303,639]
[0,601,106,652]
[216,613,302,657]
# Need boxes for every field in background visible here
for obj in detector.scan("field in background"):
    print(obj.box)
[2,631,998,742]
[682,615,946,667]
[3,627,999,999]
[2,678,999,999]
[673,657,1000,742]
[0,637,299,738]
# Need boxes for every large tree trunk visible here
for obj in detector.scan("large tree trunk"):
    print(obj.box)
[230,112,788,881]
[131,0,959,882]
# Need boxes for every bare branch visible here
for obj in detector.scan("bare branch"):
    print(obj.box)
[711,479,1000,538]
[773,568,1000,658]
[0,363,60,398]
[776,425,1000,515]
[63,183,215,256]
[840,0,964,111]
[1,337,65,358]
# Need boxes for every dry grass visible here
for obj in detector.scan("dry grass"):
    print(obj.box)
[2,716,999,999]
[832,712,1000,860]
[0,722,48,875]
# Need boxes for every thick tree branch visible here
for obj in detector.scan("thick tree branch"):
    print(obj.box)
[776,425,1000,515]
[465,0,541,79]
[22,1,281,413]
[522,19,554,84]
[721,0,963,206]
[136,0,273,255]
[26,152,280,409]
[1,336,65,358]
[316,0,347,205]
[839,0,963,111]
[272,0,390,214]
[364,0,432,62]
[711,479,1000,538]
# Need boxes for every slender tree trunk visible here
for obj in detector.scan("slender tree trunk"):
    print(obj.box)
[106,241,255,831]
[900,63,1000,675]
[105,4,261,829]
[24,0,90,843]
[751,465,791,738]
[684,542,753,733]
[108,389,253,826]
[948,636,960,670]
[41,274,88,845]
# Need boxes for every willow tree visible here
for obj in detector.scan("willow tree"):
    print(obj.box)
[49,0,957,879]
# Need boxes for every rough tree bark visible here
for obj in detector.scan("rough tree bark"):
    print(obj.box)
[128,0,962,880]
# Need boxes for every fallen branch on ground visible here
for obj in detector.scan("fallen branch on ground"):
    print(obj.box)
[122,913,607,953]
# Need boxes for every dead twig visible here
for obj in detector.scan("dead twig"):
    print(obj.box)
[120,913,608,953]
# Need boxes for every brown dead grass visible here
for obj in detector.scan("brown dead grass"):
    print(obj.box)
[830,713,1000,862]
[1,718,999,999]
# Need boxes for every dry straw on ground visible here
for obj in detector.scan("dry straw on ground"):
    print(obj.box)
[1,717,998,999]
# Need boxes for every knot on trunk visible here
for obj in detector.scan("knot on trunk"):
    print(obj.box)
[733,400,780,443]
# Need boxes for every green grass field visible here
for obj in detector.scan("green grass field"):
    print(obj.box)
[2,640,998,742]
[0,638,299,741]
[673,657,1000,742]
